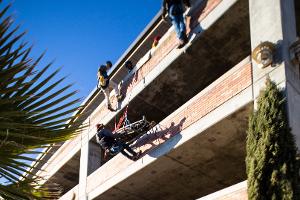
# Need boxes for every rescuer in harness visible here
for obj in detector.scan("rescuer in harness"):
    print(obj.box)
[162,0,191,49]
[97,61,123,111]
[124,60,134,73]
[95,124,141,161]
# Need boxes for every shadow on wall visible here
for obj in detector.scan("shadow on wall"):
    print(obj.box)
[121,71,140,102]
[189,0,208,31]
[132,117,186,158]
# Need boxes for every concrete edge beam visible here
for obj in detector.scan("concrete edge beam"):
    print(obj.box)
[59,185,79,200]
[197,181,247,200]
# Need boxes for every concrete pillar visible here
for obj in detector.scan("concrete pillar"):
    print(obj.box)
[78,122,102,200]
[78,133,89,200]
[88,141,102,176]
[249,0,300,147]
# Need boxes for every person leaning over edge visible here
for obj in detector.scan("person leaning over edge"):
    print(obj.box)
[95,124,142,161]
[97,61,123,111]
[124,60,134,73]
[162,0,191,49]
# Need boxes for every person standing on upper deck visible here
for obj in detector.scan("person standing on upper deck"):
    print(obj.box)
[162,0,191,49]
[124,60,134,73]
[97,61,123,111]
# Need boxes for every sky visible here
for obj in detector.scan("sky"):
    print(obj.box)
[3,0,161,101]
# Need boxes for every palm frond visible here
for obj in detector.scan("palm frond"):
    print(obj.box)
[0,2,85,199]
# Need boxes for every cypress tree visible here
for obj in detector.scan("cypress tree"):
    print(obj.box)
[246,78,298,200]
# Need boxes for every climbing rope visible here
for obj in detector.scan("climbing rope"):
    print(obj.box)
[114,105,129,131]
[113,70,137,132]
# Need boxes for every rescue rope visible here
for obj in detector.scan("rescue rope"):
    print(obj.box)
[113,70,137,132]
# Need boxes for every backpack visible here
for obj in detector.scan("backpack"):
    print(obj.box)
[97,70,109,88]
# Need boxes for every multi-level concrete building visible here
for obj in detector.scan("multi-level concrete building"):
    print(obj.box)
[31,0,300,199]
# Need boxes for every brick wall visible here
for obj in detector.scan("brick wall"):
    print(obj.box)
[190,0,222,31]
[135,60,252,153]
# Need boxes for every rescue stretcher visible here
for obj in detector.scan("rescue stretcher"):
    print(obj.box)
[113,116,156,145]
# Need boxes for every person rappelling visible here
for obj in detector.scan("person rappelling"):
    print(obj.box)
[95,123,142,161]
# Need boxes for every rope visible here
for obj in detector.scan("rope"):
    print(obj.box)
[114,105,128,131]
[113,71,137,131]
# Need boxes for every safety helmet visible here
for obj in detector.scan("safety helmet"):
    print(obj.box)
[99,65,106,71]
[125,60,132,66]
[125,60,133,70]
[96,123,104,130]
[106,61,112,67]
[154,36,161,41]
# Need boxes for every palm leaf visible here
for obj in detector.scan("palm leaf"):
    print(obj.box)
[19,76,67,109]
[29,98,81,121]
[0,2,85,199]
[29,90,78,113]
[0,30,25,56]
[0,3,11,19]
[22,81,74,111]
[11,55,48,100]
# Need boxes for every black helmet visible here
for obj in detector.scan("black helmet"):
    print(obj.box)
[106,61,112,67]
[125,60,132,65]
[98,65,106,72]
[125,60,133,70]
[96,123,104,130]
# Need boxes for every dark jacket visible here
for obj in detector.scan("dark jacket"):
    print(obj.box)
[96,128,116,149]
[162,0,190,16]
[97,65,110,89]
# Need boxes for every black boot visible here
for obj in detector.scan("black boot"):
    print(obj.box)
[107,104,115,111]
[117,94,124,102]
[133,151,142,161]
[177,34,188,49]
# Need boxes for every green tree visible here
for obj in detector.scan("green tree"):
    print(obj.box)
[0,2,83,199]
[246,78,298,200]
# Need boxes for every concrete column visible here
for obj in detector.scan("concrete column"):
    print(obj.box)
[78,132,89,200]
[88,141,102,176]
[78,124,103,199]
[249,0,300,147]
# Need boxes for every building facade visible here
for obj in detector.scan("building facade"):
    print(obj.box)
[32,0,300,199]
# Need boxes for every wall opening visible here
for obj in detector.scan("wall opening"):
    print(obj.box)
[44,150,80,196]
